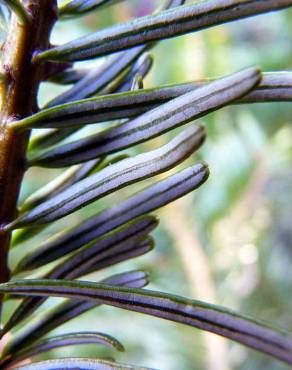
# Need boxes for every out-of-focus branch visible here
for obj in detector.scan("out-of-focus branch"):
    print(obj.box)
[161,198,230,370]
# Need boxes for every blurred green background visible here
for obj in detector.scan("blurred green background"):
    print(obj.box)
[4,1,292,369]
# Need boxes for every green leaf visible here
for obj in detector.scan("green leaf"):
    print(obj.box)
[30,53,154,154]
[9,158,126,247]
[17,215,157,274]
[15,163,208,271]
[8,217,157,331]
[115,53,153,93]
[240,71,292,103]
[29,50,150,155]
[1,279,292,365]
[27,52,151,151]
[46,0,181,107]
[26,70,291,158]
[36,0,292,62]
[48,66,88,85]
[47,45,148,107]
[81,236,154,276]
[19,159,103,213]
[49,219,156,280]
[14,71,292,131]
[28,127,81,151]
[48,51,153,89]
[12,159,105,247]
[3,0,30,24]
[12,358,154,370]
[28,68,259,168]
[11,225,47,247]
[58,0,185,19]
[6,126,205,229]
[3,332,124,368]
[59,0,126,18]
[27,1,185,152]
[1,271,148,352]
[48,53,153,94]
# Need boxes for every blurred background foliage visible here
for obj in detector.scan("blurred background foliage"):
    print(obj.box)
[3,1,292,369]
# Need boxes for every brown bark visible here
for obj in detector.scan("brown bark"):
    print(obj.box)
[0,0,57,318]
